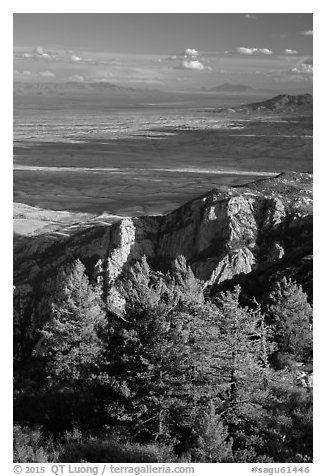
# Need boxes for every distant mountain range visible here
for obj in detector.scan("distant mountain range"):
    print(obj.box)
[13,81,138,96]
[215,93,313,115]
[201,82,276,93]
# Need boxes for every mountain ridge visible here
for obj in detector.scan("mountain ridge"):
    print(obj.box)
[14,172,313,303]
[201,82,276,93]
[215,93,313,115]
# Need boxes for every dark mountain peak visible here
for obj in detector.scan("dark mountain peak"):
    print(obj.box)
[215,93,313,115]
[237,93,312,114]
[248,93,312,109]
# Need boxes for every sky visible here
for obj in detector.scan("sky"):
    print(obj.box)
[14,13,312,55]
[13,13,313,91]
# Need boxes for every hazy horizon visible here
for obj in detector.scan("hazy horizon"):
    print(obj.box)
[13,13,313,93]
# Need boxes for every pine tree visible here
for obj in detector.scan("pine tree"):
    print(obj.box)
[265,277,313,368]
[206,286,276,459]
[37,259,107,386]
[261,375,313,462]
[104,256,218,444]
[186,399,233,462]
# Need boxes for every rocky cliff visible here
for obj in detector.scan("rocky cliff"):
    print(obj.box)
[14,172,313,304]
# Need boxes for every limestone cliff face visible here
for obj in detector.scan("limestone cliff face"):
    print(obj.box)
[104,216,161,283]
[13,172,313,297]
[94,173,311,289]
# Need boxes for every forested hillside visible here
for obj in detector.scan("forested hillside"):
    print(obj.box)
[14,254,313,463]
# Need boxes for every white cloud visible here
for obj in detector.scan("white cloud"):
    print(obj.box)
[15,46,86,64]
[290,57,313,74]
[14,70,32,77]
[168,47,207,71]
[236,47,255,55]
[39,71,56,77]
[184,48,199,56]
[15,47,57,62]
[179,58,205,70]
[244,14,257,19]
[259,48,273,55]
[284,49,298,55]
[301,30,313,36]
[32,47,51,59]
[235,47,273,55]
[291,63,313,74]
[71,55,82,62]
[34,46,44,55]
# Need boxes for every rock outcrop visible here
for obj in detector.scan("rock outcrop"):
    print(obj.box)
[14,172,313,302]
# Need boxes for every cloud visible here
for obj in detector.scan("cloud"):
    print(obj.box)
[167,47,207,71]
[291,63,313,74]
[71,55,82,62]
[290,57,313,74]
[244,14,257,19]
[34,46,44,55]
[14,46,87,64]
[39,71,56,77]
[284,49,298,55]
[301,30,313,36]
[179,58,205,70]
[235,47,273,55]
[33,47,52,59]
[14,69,32,77]
[257,48,273,55]
[14,69,56,80]
[90,78,113,83]
[184,48,199,56]
[14,46,57,62]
